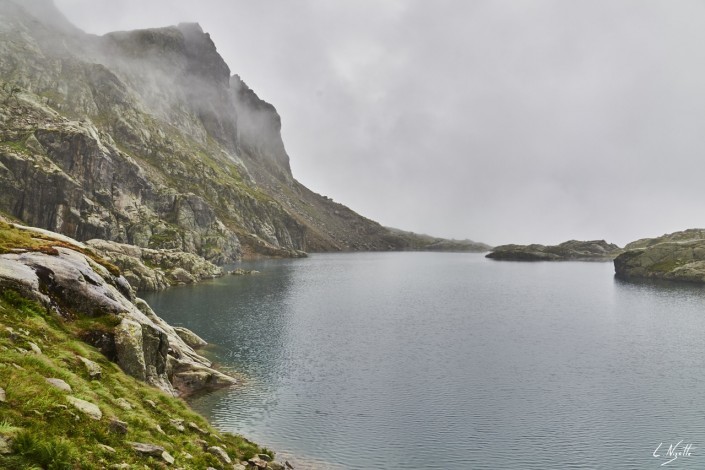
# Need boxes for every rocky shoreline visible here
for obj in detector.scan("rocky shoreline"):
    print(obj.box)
[0,219,291,468]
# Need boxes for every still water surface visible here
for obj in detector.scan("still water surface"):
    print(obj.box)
[143,252,705,469]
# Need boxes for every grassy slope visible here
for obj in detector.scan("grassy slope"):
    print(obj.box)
[0,222,272,469]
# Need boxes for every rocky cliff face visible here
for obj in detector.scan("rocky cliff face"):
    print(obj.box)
[614,229,705,282]
[0,0,473,262]
[486,240,622,261]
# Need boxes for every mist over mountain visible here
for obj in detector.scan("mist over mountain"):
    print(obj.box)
[0,0,488,262]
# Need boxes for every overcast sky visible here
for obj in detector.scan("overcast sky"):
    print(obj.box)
[53,0,705,246]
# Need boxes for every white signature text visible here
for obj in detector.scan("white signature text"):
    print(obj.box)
[653,440,695,466]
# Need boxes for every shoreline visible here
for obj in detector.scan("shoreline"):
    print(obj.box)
[0,220,289,468]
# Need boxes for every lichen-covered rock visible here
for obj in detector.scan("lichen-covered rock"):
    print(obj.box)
[115,398,132,410]
[487,240,622,261]
[78,355,102,380]
[0,435,12,454]
[46,377,72,392]
[114,318,147,382]
[86,239,223,291]
[67,396,102,420]
[0,225,236,397]
[109,418,129,435]
[172,326,207,349]
[129,442,165,457]
[248,456,269,469]
[171,363,237,397]
[615,230,705,283]
[207,446,231,465]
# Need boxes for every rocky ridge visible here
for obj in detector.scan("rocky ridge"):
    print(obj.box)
[486,239,622,261]
[0,0,485,263]
[614,229,705,283]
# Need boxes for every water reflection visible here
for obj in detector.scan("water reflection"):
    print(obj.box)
[144,254,705,469]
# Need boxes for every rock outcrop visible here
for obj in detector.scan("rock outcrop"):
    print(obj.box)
[614,229,705,283]
[0,221,234,396]
[86,239,223,291]
[486,240,622,261]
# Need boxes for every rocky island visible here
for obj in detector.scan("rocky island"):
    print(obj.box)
[614,229,705,283]
[486,239,622,261]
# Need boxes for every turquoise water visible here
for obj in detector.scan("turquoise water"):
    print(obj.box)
[143,252,705,469]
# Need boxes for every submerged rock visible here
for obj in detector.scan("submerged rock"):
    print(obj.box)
[486,240,622,261]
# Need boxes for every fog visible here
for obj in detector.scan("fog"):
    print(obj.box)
[53,0,705,246]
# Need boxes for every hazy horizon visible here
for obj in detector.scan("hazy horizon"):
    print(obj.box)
[52,0,705,247]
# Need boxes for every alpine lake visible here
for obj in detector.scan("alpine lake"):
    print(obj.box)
[143,252,705,469]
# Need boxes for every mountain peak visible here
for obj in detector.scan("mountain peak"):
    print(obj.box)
[6,0,81,35]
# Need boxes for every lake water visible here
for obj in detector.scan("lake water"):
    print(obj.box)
[143,252,705,469]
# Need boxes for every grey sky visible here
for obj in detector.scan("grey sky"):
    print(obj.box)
[53,0,705,246]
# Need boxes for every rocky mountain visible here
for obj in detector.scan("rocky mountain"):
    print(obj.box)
[0,0,476,264]
[486,240,622,261]
[614,229,705,283]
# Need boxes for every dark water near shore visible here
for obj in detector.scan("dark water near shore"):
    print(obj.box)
[143,252,705,469]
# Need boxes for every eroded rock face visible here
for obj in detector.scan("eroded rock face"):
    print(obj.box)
[614,229,705,283]
[486,240,622,261]
[86,239,223,291]
[0,226,235,396]
[172,326,207,349]
[0,0,489,260]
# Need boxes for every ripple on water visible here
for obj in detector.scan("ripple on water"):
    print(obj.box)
[144,253,705,469]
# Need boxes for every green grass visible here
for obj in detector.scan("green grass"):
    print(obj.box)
[0,288,271,469]
[648,259,686,274]
[0,222,120,276]
[0,139,30,155]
